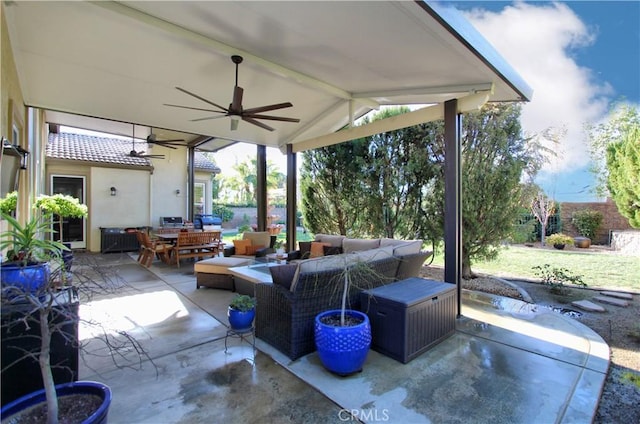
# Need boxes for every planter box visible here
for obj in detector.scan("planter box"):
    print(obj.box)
[360,278,456,363]
[1,288,79,406]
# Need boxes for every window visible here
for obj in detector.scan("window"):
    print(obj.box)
[193,182,205,215]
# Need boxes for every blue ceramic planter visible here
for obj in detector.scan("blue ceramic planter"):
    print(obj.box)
[0,381,112,424]
[1,262,50,293]
[315,309,371,376]
[227,307,255,331]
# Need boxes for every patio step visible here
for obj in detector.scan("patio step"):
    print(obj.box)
[571,300,606,312]
[599,291,633,300]
[593,296,629,308]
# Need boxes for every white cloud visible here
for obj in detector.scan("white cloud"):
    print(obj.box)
[462,2,612,172]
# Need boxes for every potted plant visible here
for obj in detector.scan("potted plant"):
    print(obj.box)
[228,294,257,331]
[1,212,66,293]
[546,233,574,250]
[314,255,393,376]
[571,209,603,248]
[1,247,151,423]
[34,194,88,270]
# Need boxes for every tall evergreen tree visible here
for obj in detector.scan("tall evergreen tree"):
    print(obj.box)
[300,103,541,278]
[606,124,640,228]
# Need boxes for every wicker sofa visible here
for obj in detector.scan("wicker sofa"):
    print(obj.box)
[255,243,432,360]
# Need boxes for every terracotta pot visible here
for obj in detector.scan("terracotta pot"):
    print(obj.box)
[574,237,591,248]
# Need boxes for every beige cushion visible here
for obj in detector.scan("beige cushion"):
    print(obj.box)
[194,257,252,274]
[342,238,380,253]
[380,238,423,256]
[353,245,395,263]
[243,231,271,249]
[314,234,346,247]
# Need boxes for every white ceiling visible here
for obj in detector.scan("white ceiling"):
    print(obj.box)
[5,1,531,152]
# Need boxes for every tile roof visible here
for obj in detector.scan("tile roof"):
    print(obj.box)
[46,132,219,173]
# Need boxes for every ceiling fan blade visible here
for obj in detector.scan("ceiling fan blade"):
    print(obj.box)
[231,86,243,112]
[244,114,300,123]
[242,116,275,132]
[243,102,293,115]
[164,103,225,113]
[150,143,177,150]
[175,87,229,112]
[190,115,229,122]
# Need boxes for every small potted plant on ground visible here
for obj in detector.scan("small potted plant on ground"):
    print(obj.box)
[546,233,574,250]
[228,294,257,331]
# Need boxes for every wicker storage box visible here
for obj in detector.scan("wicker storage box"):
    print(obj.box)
[360,277,456,363]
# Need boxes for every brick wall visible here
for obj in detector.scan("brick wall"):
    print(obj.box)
[559,198,633,245]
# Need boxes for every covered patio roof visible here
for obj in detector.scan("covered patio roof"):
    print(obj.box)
[4,1,532,314]
[5,1,531,152]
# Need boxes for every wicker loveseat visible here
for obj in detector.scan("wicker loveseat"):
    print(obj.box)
[255,246,432,360]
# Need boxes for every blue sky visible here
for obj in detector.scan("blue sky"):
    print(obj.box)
[449,1,640,201]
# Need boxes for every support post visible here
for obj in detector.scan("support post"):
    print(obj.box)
[285,144,297,252]
[443,99,463,317]
[256,145,267,231]
[187,147,195,221]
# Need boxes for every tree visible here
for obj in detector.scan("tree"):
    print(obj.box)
[225,158,284,205]
[606,124,640,228]
[459,104,541,277]
[530,192,556,245]
[301,103,544,278]
[587,103,640,197]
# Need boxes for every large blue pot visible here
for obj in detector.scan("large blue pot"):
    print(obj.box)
[0,381,112,424]
[227,307,255,331]
[1,262,50,293]
[315,309,371,376]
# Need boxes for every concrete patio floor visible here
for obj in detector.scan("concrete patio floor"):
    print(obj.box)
[76,252,609,423]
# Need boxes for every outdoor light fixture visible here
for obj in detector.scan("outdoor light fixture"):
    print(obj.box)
[110,187,117,196]
[2,137,29,170]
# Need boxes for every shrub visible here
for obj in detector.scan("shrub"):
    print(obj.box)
[546,233,574,246]
[532,264,586,294]
[571,209,603,239]
[211,204,234,222]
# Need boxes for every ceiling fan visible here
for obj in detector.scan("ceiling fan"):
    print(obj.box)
[164,55,300,131]
[126,125,165,159]
[146,127,187,150]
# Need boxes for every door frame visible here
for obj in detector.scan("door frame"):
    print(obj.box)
[50,174,87,249]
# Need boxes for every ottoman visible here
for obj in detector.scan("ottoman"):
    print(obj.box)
[194,257,252,290]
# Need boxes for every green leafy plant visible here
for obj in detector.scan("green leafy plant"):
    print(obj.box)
[545,233,574,247]
[571,209,603,239]
[1,212,66,265]
[0,191,18,215]
[34,194,88,243]
[229,294,257,312]
[532,264,586,294]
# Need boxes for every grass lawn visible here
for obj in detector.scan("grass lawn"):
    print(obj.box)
[433,244,639,292]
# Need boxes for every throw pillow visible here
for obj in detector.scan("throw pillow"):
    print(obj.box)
[323,245,343,256]
[233,239,252,255]
[245,244,265,255]
[298,241,312,259]
[310,241,331,258]
[269,264,299,291]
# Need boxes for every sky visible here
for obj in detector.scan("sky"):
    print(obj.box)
[66,1,640,203]
[445,0,640,201]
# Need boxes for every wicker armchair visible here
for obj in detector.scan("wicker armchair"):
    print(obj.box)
[255,252,430,360]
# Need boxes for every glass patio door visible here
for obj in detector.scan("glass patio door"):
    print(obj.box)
[51,175,87,249]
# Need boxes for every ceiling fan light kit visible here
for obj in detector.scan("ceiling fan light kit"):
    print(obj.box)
[166,55,300,131]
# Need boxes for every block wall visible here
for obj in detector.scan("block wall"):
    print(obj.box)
[559,198,633,245]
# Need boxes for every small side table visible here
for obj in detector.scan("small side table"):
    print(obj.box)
[224,326,256,354]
